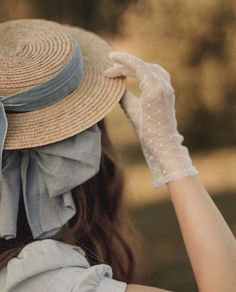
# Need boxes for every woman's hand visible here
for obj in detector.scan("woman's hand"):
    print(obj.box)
[104,51,198,188]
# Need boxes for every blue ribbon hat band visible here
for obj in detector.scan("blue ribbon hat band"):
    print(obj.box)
[0,44,102,240]
[0,44,83,111]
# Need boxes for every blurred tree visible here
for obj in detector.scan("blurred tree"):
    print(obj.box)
[0,0,138,34]
[32,0,138,34]
[121,0,236,150]
[182,0,236,149]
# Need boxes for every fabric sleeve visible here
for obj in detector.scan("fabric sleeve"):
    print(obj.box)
[71,264,127,292]
[45,264,127,292]
[96,277,127,292]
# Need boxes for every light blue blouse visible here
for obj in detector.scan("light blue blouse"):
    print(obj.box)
[0,239,128,292]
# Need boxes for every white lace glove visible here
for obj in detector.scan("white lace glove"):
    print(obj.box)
[104,51,199,188]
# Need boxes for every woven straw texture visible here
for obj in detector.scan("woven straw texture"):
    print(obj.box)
[0,19,126,149]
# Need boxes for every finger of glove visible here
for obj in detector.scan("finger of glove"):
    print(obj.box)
[104,64,135,78]
[108,52,168,98]
[149,63,172,82]
[120,89,140,109]
[108,51,148,83]
[119,90,141,121]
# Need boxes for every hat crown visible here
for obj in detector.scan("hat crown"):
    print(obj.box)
[0,19,77,96]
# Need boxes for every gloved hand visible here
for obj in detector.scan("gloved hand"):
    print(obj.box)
[104,51,199,188]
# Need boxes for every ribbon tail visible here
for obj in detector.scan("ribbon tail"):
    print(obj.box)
[0,102,8,181]
[21,150,76,239]
[0,151,21,239]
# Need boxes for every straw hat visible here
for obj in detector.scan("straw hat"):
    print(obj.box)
[0,18,126,149]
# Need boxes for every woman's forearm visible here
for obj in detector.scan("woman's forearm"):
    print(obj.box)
[167,175,236,292]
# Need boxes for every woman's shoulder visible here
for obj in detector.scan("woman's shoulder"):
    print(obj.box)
[0,239,127,292]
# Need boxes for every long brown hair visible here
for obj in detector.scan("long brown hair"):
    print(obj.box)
[0,117,135,283]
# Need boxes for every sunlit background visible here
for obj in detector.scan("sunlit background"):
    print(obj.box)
[1,1,235,291]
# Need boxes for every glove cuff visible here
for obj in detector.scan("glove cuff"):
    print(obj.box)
[152,166,199,188]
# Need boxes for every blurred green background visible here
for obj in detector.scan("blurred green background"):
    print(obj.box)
[1,1,235,291]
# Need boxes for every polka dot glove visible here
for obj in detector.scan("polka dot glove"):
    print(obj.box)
[104,51,199,188]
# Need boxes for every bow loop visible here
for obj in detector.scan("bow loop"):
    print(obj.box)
[0,124,101,240]
[30,125,101,198]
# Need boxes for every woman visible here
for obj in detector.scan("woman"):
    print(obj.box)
[0,19,235,292]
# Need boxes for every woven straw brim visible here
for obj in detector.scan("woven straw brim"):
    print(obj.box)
[1,20,126,149]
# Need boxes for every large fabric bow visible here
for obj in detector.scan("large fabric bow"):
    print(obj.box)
[0,124,101,240]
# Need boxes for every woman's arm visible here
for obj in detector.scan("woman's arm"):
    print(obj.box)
[104,51,236,291]
[167,175,236,291]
